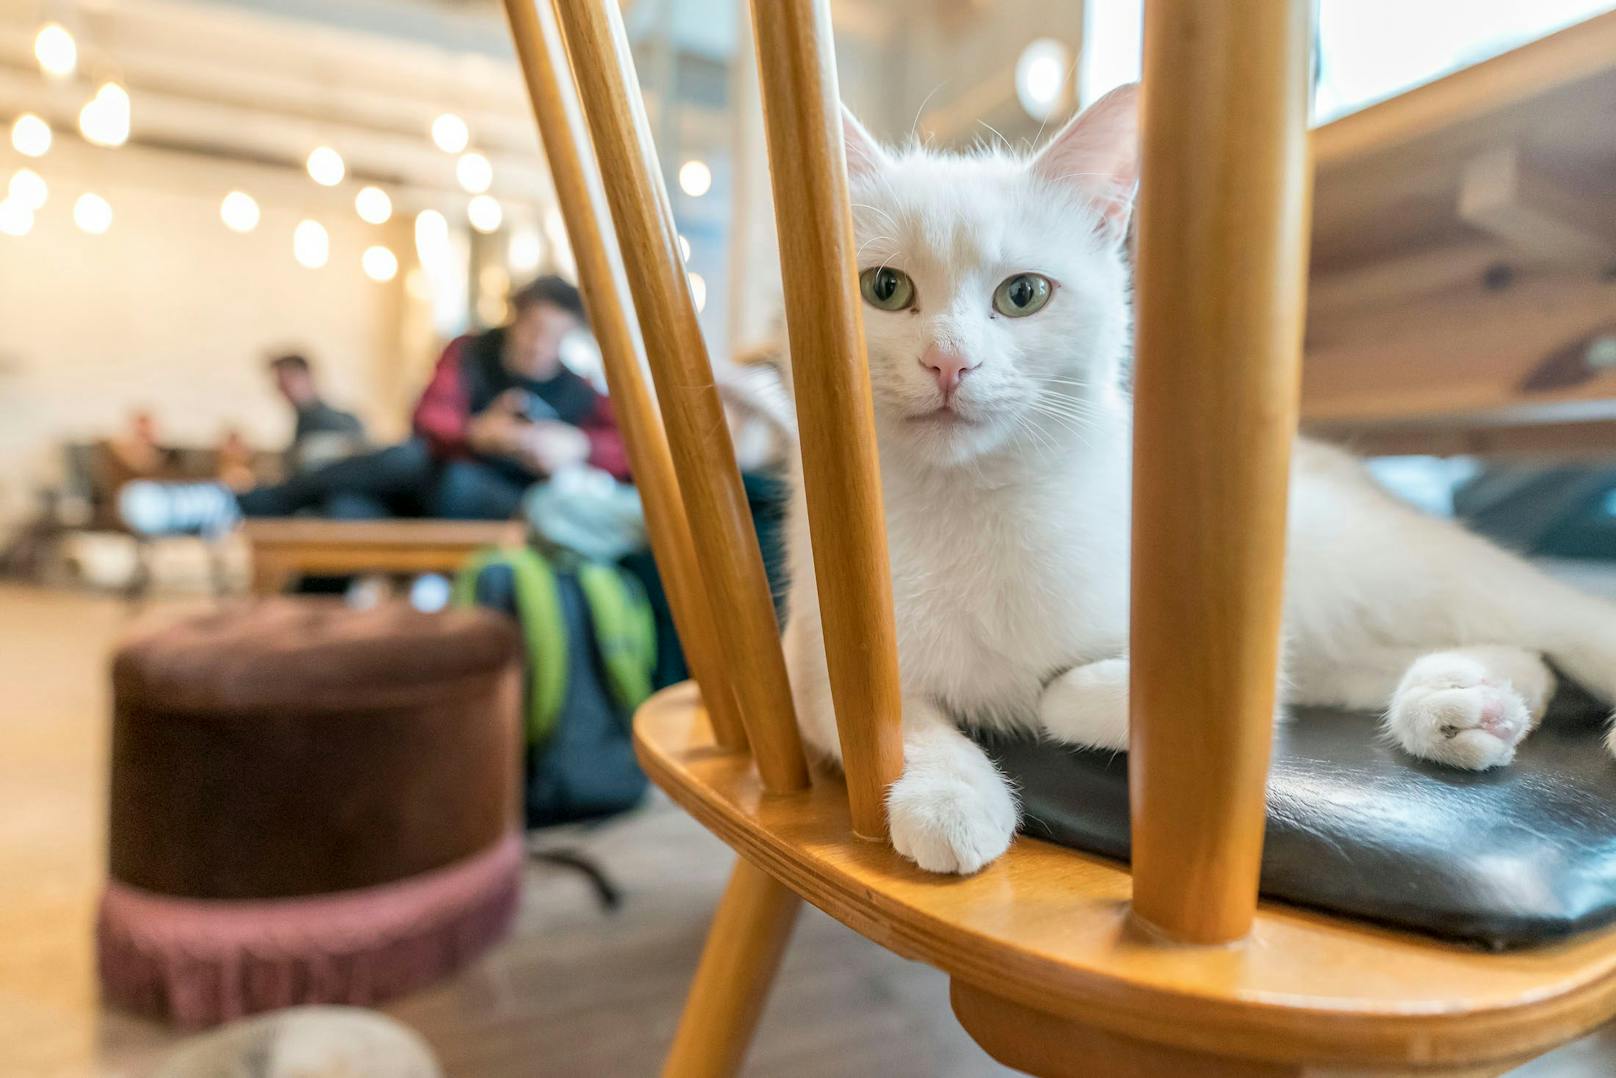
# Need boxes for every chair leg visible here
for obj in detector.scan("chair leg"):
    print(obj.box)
[663,858,801,1078]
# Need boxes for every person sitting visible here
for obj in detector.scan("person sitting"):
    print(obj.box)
[118,277,627,534]
[266,352,367,472]
[413,275,628,519]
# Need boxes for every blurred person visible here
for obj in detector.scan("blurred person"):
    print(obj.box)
[215,425,257,492]
[412,275,627,519]
[104,409,167,481]
[118,277,627,534]
[266,352,367,471]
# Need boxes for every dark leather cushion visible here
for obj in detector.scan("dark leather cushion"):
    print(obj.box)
[982,684,1616,949]
[110,599,522,900]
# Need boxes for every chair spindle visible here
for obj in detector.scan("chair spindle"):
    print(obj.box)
[1128,0,1314,943]
[551,0,809,793]
[746,0,903,839]
[500,0,747,751]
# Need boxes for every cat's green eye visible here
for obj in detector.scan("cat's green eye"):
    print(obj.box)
[859,267,916,311]
[993,273,1053,317]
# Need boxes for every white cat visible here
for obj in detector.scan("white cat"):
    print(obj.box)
[780,83,1616,875]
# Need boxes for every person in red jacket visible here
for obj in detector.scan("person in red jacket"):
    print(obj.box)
[412,275,628,519]
[119,277,629,533]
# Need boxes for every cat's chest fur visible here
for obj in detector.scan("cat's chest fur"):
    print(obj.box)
[879,446,1130,729]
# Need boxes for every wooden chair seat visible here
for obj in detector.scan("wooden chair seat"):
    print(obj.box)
[636,683,1616,1074]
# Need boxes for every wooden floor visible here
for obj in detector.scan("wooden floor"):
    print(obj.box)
[1,582,1612,1076]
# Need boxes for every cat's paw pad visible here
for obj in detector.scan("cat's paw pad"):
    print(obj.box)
[886,766,1016,875]
[1385,655,1531,770]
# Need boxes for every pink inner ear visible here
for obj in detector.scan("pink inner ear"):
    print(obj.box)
[1030,83,1140,229]
[842,105,888,181]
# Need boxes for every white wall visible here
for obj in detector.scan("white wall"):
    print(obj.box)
[0,141,422,522]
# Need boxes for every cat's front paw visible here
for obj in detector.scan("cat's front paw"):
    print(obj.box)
[1385,654,1531,770]
[886,762,1017,875]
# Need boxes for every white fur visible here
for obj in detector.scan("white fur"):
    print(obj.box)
[781,88,1616,875]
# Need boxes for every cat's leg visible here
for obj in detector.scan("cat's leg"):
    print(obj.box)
[886,698,1020,874]
[785,613,1017,874]
[1037,658,1130,750]
[1383,646,1556,770]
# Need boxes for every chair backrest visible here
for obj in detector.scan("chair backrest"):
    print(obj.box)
[513,0,1311,944]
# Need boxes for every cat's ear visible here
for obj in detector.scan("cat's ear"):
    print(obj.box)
[1030,83,1140,237]
[841,105,889,182]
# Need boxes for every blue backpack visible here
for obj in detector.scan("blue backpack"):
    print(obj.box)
[454,546,654,827]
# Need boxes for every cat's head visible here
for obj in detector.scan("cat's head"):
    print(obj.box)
[843,84,1138,468]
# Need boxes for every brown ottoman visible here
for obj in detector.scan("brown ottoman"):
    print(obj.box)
[98,599,523,1026]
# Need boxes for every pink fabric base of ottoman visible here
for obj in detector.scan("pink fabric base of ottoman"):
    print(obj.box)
[98,832,522,1028]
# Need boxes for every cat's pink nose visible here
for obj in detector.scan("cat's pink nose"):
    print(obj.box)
[920,346,974,396]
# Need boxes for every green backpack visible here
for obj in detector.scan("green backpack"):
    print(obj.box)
[453,546,656,746]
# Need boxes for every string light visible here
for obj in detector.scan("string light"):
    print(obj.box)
[362,245,399,282]
[455,152,491,194]
[432,113,469,154]
[74,193,112,235]
[678,235,691,262]
[414,209,449,265]
[8,169,47,210]
[508,227,543,274]
[354,185,392,225]
[220,191,260,232]
[34,23,77,78]
[306,146,345,187]
[678,160,712,197]
[11,114,51,158]
[1015,39,1071,120]
[0,200,33,237]
[293,219,329,268]
[467,194,502,234]
[80,82,131,147]
[688,271,707,312]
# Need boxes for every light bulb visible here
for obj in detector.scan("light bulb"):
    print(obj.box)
[306,146,345,187]
[467,194,502,234]
[678,159,712,197]
[688,271,707,313]
[293,219,330,268]
[508,227,543,273]
[220,190,260,233]
[678,234,691,262]
[432,113,469,154]
[74,192,112,234]
[0,200,33,237]
[362,245,399,282]
[8,169,47,211]
[456,152,492,194]
[1015,39,1071,120]
[11,113,51,158]
[354,185,392,225]
[414,209,449,265]
[80,83,132,148]
[35,23,77,78]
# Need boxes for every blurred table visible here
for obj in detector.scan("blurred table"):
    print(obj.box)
[243,518,524,595]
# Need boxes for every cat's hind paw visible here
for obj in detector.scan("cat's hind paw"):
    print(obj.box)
[1384,653,1532,770]
[887,762,1017,875]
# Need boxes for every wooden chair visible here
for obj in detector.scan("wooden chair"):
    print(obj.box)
[501,1,1616,1073]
